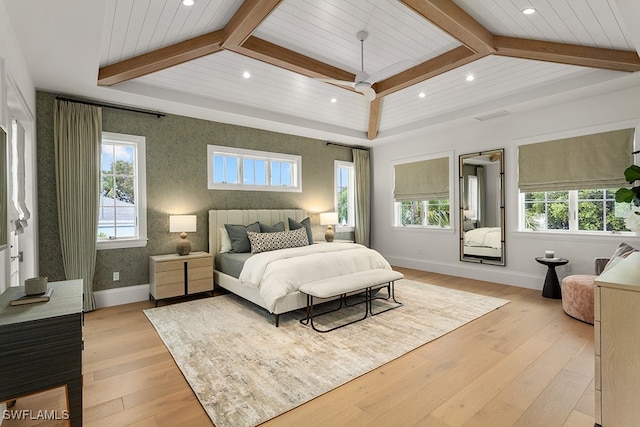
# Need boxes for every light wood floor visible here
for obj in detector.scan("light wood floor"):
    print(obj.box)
[4,267,596,426]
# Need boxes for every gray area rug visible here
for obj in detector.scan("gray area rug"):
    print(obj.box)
[144,279,508,427]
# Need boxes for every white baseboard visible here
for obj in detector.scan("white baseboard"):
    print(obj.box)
[94,284,150,308]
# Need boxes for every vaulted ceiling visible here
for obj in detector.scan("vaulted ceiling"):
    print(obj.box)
[5,0,640,145]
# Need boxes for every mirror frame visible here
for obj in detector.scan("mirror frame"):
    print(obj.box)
[459,148,505,266]
[0,126,7,250]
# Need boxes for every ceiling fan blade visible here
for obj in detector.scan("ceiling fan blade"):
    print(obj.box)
[356,85,377,101]
[367,59,415,84]
[316,78,354,88]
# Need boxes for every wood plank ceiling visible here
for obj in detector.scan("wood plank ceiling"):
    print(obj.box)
[98,0,640,140]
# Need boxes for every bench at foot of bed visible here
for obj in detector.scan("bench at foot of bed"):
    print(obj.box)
[298,269,404,333]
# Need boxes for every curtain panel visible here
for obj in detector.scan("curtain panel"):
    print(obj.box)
[394,157,449,201]
[9,119,31,234]
[518,128,634,192]
[54,100,102,311]
[353,148,371,247]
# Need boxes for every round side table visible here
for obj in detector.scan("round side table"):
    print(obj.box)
[535,257,569,299]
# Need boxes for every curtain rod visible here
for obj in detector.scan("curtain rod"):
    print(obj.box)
[55,96,166,118]
[326,141,369,150]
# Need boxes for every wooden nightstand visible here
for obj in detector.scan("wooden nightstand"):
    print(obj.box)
[149,251,213,306]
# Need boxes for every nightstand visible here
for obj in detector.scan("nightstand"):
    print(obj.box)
[149,251,213,306]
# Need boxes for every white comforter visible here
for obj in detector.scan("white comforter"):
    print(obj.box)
[464,227,502,249]
[239,243,391,312]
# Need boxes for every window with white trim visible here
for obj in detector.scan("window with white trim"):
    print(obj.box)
[208,145,301,192]
[335,161,355,228]
[97,132,147,249]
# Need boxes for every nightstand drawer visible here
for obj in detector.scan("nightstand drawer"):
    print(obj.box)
[155,269,184,286]
[149,252,213,305]
[188,257,213,269]
[190,266,212,281]
[155,260,184,273]
[188,278,213,294]
[155,282,184,299]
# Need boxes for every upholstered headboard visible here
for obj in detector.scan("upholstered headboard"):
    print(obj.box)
[208,209,306,255]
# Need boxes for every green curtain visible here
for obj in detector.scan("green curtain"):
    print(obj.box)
[353,148,370,247]
[54,100,101,311]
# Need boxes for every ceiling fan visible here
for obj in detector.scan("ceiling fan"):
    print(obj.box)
[319,31,411,101]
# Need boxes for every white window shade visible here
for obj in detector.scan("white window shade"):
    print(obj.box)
[518,128,634,193]
[394,157,449,201]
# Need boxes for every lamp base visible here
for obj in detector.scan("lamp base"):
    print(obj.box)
[324,226,335,242]
[176,232,192,255]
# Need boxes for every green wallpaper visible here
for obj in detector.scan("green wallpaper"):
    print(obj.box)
[36,91,352,292]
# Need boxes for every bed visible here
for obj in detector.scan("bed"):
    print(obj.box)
[463,226,502,258]
[209,209,392,325]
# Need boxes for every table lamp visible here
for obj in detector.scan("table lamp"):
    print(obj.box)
[169,215,197,255]
[320,212,339,242]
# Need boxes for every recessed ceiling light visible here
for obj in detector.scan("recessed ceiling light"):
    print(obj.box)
[242,71,251,79]
[418,92,426,98]
[330,98,337,103]
[466,74,475,82]
[182,0,194,6]
[522,8,536,15]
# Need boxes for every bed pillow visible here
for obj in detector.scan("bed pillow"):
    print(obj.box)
[603,242,638,272]
[219,227,232,253]
[247,228,309,254]
[224,222,261,253]
[259,221,285,233]
[288,217,313,245]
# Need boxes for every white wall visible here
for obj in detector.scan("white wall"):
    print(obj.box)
[0,0,37,293]
[371,77,640,290]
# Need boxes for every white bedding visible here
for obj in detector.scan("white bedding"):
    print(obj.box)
[239,243,391,312]
[464,227,502,249]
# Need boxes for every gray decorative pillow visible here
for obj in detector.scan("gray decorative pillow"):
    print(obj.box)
[247,228,309,254]
[259,221,285,233]
[288,217,313,245]
[224,222,261,253]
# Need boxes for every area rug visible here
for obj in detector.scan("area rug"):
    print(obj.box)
[143,279,508,427]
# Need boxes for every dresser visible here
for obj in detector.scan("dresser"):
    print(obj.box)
[149,251,213,305]
[594,252,640,427]
[0,279,84,426]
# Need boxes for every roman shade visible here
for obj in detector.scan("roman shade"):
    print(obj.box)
[394,157,449,201]
[518,128,634,192]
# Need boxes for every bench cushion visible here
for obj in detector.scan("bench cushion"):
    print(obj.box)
[299,269,404,299]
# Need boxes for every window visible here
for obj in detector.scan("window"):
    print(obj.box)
[98,132,147,249]
[392,155,452,229]
[208,145,301,192]
[521,188,631,233]
[335,161,355,228]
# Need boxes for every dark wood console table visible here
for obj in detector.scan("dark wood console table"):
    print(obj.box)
[0,280,83,426]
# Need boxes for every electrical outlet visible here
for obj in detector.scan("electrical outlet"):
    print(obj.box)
[113,272,120,281]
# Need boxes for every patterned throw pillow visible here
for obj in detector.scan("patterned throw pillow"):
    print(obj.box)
[288,217,313,245]
[247,228,309,254]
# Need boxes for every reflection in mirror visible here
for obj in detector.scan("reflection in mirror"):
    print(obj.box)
[0,126,6,249]
[459,149,505,266]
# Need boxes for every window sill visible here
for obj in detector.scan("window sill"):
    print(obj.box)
[512,230,639,242]
[97,238,148,250]
[392,225,455,233]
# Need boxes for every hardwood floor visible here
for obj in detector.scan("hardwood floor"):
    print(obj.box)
[4,267,595,426]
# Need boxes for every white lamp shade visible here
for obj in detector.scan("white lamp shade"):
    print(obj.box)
[169,215,197,233]
[320,212,339,226]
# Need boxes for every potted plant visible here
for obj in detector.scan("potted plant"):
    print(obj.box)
[616,164,640,234]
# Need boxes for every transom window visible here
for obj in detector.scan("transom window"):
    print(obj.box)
[335,161,355,228]
[98,132,147,249]
[208,145,301,192]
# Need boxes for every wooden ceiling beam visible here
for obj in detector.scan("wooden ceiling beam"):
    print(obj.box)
[98,30,225,86]
[222,0,282,49]
[373,45,483,98]
[494,36,640,72]
[400,0,495,54]
[232,36,355,81]
[368,98,382,140]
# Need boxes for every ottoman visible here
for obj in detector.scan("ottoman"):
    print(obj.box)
[561,275,595,324]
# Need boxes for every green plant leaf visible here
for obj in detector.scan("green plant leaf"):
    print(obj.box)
[616,187,634,203]
[624,164,640,184]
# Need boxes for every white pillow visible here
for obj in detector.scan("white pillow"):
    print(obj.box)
[219,227,232,253]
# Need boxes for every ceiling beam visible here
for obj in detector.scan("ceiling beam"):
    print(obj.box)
[494,36,640,72]
[368,98,383,140]
[399,0,495,54]
[374,45,483,98]
[222,0,282,49]
[98,30,225,86]
[233,36,355,81]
